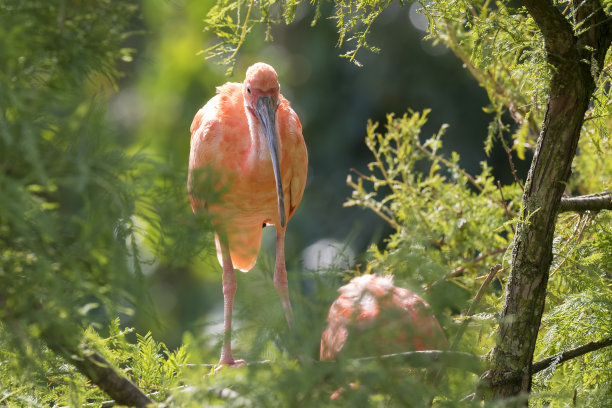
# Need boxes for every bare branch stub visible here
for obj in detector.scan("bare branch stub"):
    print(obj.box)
[558,192,612,213]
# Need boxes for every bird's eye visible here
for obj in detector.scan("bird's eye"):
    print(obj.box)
[247,87,251,94]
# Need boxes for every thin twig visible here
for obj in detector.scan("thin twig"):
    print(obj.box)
[182,359,271,370]
[451,264,505,350]
[346,173,401,230]
[228,0,255,63]
[497,180,516,233]
[506,148,524,190]
[352,350,485,374]
[429,247,508,289]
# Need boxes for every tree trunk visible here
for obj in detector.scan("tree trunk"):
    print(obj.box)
[479,0,612,404]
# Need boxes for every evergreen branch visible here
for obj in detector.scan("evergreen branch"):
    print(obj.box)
[1,291,153,406]
[550,213,591,277]
[440,17,541,137]
[532,336,612,374]
[345,173,401,230]
[229,0,255,64]
[558,192,612,212]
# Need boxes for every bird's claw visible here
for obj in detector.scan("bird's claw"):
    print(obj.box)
[214,359,246,373]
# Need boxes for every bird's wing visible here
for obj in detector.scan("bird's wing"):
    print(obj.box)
[285,106,308,221]
[190,107,206,141]
[188,98,222,214]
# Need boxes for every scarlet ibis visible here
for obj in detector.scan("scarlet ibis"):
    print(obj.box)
[188,63,308,367]
[320,274,447,361]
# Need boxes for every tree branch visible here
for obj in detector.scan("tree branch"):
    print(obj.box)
[1,291,153,407]
[532,336,612,374]
[185,351,486,375]
[523,0,576,64]
[351,350,486,375]
[559,192,612,212]
[48,342,154,407]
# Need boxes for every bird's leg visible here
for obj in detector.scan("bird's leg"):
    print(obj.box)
[217,239,245,370]
[274,227,294,329]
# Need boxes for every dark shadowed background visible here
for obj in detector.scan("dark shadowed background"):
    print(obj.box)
[112,0,529,349]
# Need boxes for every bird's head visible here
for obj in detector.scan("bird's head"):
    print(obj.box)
[243,62,280,111]
[243,62,286,228]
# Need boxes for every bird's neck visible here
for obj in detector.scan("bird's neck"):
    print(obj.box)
[244,105,271,160]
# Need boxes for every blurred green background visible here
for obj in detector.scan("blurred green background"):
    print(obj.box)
[114,0,528,350]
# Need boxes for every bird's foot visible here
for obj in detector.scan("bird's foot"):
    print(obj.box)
[214,359,246,373]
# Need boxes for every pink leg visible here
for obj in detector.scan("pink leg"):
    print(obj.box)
[217,240,245,369]
[274,228,294,329]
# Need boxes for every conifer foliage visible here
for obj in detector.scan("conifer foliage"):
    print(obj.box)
[1,0,610,407]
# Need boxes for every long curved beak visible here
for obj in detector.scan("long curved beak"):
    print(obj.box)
[256,95,286,228]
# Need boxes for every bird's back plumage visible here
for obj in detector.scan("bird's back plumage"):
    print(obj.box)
[320,274,448,361]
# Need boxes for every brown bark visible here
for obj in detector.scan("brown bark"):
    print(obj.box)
[478,0,612,404]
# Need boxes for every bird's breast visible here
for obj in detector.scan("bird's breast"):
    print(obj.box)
[207,136,282,226]
[191,88,301,230]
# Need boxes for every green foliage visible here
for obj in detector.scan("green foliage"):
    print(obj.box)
[533,209,612,406]
[0,0,198,405]
[346,110,516,324]
[343,107,610,405]
[421,0,548,157]
[86,319,188,400]
[203,0,402,71]
[1,319,187,406]
[203,0,296,74]
[1,0,610,406]
[0,0,139,339]
[332,0,397,65]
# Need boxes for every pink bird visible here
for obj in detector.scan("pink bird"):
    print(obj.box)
[320,274,448,361]
[188,63,308,368]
